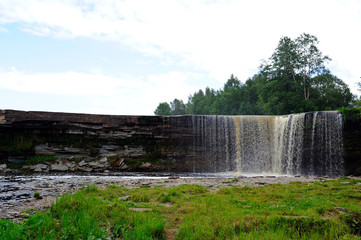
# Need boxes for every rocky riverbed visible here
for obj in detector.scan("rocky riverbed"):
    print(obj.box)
[0,173,334,221]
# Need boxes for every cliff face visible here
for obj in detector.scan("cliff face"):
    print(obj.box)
[343,115,361,175]
[0,110,197,172]
[0,110,359,175]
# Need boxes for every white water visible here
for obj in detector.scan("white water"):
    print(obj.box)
[192,111,344,176]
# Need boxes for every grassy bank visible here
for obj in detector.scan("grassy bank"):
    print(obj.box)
[1,178,361,239]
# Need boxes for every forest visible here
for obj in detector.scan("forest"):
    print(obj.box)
[155,33,359,116]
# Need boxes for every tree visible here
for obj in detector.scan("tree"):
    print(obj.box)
[310,73,353,110]
[154,102,171,115]
[170,99,187,115]
[295,33,331,100]
[266,33,330,100]
[223,74,242,91]
[154,34,353,116]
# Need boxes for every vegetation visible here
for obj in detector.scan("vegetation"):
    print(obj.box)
[26,156,57,164]
[2,178,361,239]
[155,33,355,116]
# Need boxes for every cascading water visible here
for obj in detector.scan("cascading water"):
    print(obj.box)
[192,111,344,176]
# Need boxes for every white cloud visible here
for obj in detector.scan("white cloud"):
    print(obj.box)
[0,0,360,97]
[0,68,199,115]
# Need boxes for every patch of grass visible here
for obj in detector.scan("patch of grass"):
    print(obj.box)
[222,177,240,183]
[26,155,56,164]
[3,178,361,239]
[33,191,42,200]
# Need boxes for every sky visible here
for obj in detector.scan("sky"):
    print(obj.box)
[0,0,360,115]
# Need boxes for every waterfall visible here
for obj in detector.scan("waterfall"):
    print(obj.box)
[192,111,344,176]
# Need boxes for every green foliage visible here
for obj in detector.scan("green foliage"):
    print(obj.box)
[154,102,172,116]
[26,155,56,164]
[155,34,355,116]
[339,107,361,122]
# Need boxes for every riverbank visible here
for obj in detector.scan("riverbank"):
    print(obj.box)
[1,174,328,221]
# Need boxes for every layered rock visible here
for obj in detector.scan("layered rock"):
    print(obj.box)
[0,110,195,172]
[0,109,360,175]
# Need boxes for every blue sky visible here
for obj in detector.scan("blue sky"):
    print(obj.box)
[0,0,360,115]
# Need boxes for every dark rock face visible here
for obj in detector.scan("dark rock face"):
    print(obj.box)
[0,110,359,175]
[343,115,361,176]
[0,110,196,172]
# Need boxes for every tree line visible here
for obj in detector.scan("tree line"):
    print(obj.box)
[154,33,356,116]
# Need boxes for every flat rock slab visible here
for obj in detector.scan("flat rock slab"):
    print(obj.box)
[50,164,68,171]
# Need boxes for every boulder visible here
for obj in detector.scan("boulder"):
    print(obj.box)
[30,164,48,172]
[0,164,6,169]
[50,162,69,171]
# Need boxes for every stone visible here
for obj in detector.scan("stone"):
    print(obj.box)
[88,161,106,168]
[35,144,56,155]
[78,160,87,167]
[129,208,152,212]
[50,163,69,171]
[139,162,152,169]
[77,166,92,172]
[0,164,6,169]
[0,167,3,172]
[30,164,48,171]
[108,155,124,167]
[335,207,356,214]
[120,164,129,170]
[99,157,108,163]
[119,195,131,201]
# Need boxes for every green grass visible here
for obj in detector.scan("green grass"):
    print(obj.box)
[1,178,361,239]
[26,156,57,164]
